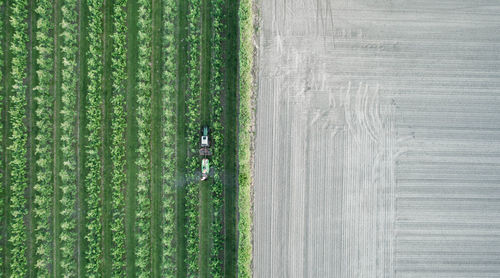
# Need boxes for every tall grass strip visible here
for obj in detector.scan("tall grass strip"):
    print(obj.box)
[237,0,254,277]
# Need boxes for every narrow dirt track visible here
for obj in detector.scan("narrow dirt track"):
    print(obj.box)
[254,0,500,277]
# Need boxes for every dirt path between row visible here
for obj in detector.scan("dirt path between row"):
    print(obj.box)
[174,0,188,276]
[199,0,212,276]
[52,0,62,275]
[125,0,139,275]
[76,0,88,276]
[222,1,239,277]
[25,0,36,275]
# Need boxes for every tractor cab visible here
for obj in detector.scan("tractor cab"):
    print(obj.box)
[200,126,211,180]
[199,126,212,156]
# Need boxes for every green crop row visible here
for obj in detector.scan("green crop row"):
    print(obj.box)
[85,0,103,275]
[7,0,29,276]
[110,0,127,276]
[60,0,79,274]
[135,0,152,274]
[238,0,254,277]
[209,0,224,277]
[185,0,201,275]
[33,0,54,275]
[0,0,4,274]
[161,0,177,276]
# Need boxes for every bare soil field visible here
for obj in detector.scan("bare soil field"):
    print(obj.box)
[254,0,500,277]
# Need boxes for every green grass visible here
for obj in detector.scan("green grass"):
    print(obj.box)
[26,1,37,276]
[175,0,188,276]
[126,0,139,275]
[199,0,212,276]
[223,0,239,277]
[76,0,89,275]
[237,0,254,276]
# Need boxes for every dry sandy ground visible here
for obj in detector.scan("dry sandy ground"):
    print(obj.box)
[253,0,500,277]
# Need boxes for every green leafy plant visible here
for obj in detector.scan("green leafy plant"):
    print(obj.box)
[209,0,224,276]
[59,0,79,274]
[33,0,54,275]
[135,0,152,275]
[85,0,104,275]
[110,0,128,276]
[184,0,202,276]
[161,0,177,276]
[8,0,29,275]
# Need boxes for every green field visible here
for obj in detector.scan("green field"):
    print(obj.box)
[0,0,254,276]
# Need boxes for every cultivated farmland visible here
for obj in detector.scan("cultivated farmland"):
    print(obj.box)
[254,0,500,277]
[0,0,252,277]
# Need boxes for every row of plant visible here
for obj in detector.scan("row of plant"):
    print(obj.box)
[161,0,177,276]
[209,0,225,276]
[0,0,4,275]
[185,0,202,276]
[85,0,104,275]
[0,0,4,274]
[59,0,79,274]
[33,0,54,275]
[135,0,152,274]
[7,0,29,276]
[237,0,255,277]
[110,0,128,276]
